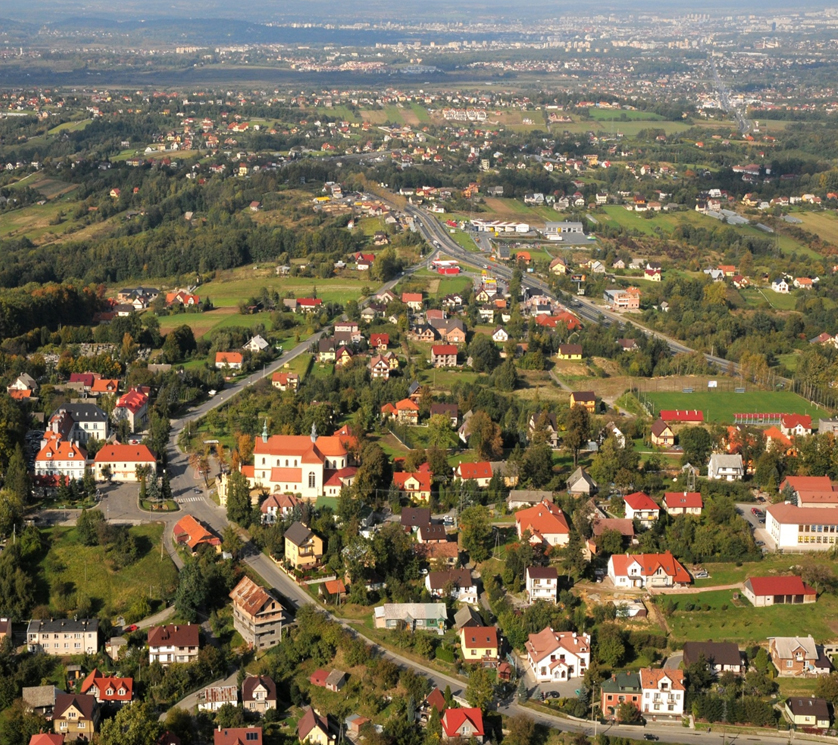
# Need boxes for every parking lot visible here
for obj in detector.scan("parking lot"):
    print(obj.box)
[736,503,774,550]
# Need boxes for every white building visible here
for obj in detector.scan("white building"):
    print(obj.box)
[525,567,558,604]
[526,627,590,682]
[608,552,691,589]
[640,669,685,717]
[707,453,744,481]
[34,440,88,481]
[766,503,838,551]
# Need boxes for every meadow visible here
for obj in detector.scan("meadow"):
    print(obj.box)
[645,390,828,424]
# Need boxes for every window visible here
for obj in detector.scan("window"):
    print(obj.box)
[308,472,316,489]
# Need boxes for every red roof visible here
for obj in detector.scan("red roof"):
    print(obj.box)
[426,688,446,712]
[441,708,484,739]
[370,333,389,347]
[402,292,423,303]
[309,669,329,687]
[393,471,432,492]
[460,626,498,649]
[213,728,262,745]
[659,409,704,423]
[516,500,570,539]
[297,298,323,306]
[664,492,703,510]
[610,552,691,583]
[781,414,812,430]
[746,575,815,597]
[457,461,493,480]
[216,352,243,364]
[148,623,200,649]
[432,344,458,355]
[173,515,220,551]
[29,736,65,745]
[94,443,156,464]
[624,491,659,512]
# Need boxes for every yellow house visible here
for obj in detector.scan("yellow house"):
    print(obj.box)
[53,693,99,741]
[570,391,596,414]
[393,471,432,503]
[297,706,333,744]
[459,626,499,663]
[650,419,675,448]
[557,344,582,361]
[284,522,324,569]
[784,698,830,729]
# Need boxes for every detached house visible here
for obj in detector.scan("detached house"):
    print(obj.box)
[148,624,200,666]
[455,461,494,488]
[515,500,570,548]
[650,419,675,447]
[459,627,499,663]
[242,675,277,716]
[664,492,703,516]
[640,669,685,717]
[769,636,830,676]
[425,568,477,605]
[526,566,558,604]
[284,522,324,569]
[608,552,691,589]
[230,576,285,651]
[392,471,432,502]
[707,453,744,481]
[526,627,591,682]
[441,708,484,743]
[569,391,596,413]
[623,492,660,527]
[431,345,459,368]
[374,603,447,634]
[52,693,99,741]
[215,352,243,370]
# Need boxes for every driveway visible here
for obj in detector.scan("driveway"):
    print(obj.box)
[736,503,773,550]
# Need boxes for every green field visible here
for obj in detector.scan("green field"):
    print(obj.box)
[435,276,472,298]
[588,108,665,122]
[793,211,838,246]
[692,555,835,589]
[666,589,837,644]
[37,523,179,621]
[47,119,92,134]
[740,288,800,311]
[200,274,369,307]
[646,390,829,424]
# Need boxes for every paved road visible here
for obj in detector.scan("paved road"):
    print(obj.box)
[160,669,239,720]
[736,503,773,550]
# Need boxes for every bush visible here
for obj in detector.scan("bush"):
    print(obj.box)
[435,646,455,663]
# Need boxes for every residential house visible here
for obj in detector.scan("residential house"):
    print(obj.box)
[566,467,597,496]
[459,626,498,663]
[148,624,200,666]
[52,694,99,741]
[215,352,244,370]
[393,471,432,502]
[271,372,299,392]
[198,685,238,712]
[417,524,448,543]
[28,735,64,745]
[778,476,837,508]
[743,576,816,607]
[526,627,591,682]
[784,698,831,729]
[431,345,459,368]
[682,642,744,674]
[508,490,553,510]
[455,461,494,488]
[769,636,830,676]
[515,500,570,548]
[707,453,744,481]
[230,576,285,651]
[425,568,477,604]
[549,257,568,275]
[492,326,509,343]
[617,338,638,352]
[441,708,484,743]
[771,278,790,293]
[80,669,133,705]
[105,637,126,662]
[381,398,420,424]
[400,507,431,532]
[402,293,424,311]
[373,603,447,634]
[780,414,812,438]
[640,669,685,717]
[214,727,263,745]
[623,492,660,527]
[600,421,627,449]
[600,671,642,721]
[664,492,703,516]
[557,344,582,361]
[430,403,459,427]
[27,619,98,655]
[650,420,675,448]
[526,566,558,604]
[370,333,389,350]
[766,502,837,550]
[453,606,483,631]
[590,519,635,552]
[173,514,221,554]
[7,373,38,396]
[244,335,270,353]
[367,355,391,382]
[603,287,641,311]
[284,522,324,569]
[93,443,157,482]
[570,391,596,413]
[260,493,301,524]
[608,552,691,589]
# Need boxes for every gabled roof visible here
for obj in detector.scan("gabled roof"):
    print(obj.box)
[242,675,277,702]
[786,697,830,719]
[393,471,432,492]
[427,567,473,591]
[94,443,156,464]
[284,521,316,547]
[229,576,281,617]
[780,413,811,430]
[771,635,819,660]
[460,626,498,649]
[745,575,815,597]
[53,693,97,721]
[516,500,569,538]
[592,518,635,537]
[426,688,446,712]
[215,351,244,364]
[610,552,691,583]
[651,419,673,437]
[148,623,199,649]
[28,736,65,745]
[456,461,493,480]
[441,708,485,738]
[682,641,742,669]
[173,514,220,551]
[623,491,659,512]
[660,409,704,422]
[213,727,263,745]
[431,344,458,355]
[526,627,590,664]
[526,566,558,581]
[664,492,703,510]
[767,503,839,526]
[639,668,685,691]
[400,507,431,528]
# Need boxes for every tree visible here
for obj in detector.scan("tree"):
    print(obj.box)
[226,471,252,526]
[598,529,624,556]
[815,672,838,706]
[521,443,554,488]
[465,664,495,712]
[467,411,503,460]
[679,427,713,466]
[596,624,627,667]
[459,505,493,562]
[4,446,30,504]
[468,334,501,373]
[617,701,642,723]
[76,508,105,546]
[0,490,22,538]
[353,442,391,504]
[564,405,591,467]
[221,526,244,559]
[174,557,209,622]
[504,714,536,745]
[162,708,196,745]
[99,701,163,745]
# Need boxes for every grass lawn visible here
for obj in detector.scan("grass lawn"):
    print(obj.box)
[793,211,837,246]
[37,523,179,620]
[435,276,472,298]
[666,589,838,644]
[691,555,835,589]
[777,678,823,698]
[645,390,828,424]
[200,273,367,307]
[588,108,665,121]
[740,288,800,311]
[599,205,662,236]
[48,119,93,134]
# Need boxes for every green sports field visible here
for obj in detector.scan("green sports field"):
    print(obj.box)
[646,390,829,424]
